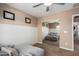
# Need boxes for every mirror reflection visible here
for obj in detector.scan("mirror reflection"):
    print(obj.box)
[42,21,60,47]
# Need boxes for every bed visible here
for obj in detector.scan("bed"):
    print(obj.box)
[0,44,44,56]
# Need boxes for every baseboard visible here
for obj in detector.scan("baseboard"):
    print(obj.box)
[37,42,43,44]
[60,47,74,51]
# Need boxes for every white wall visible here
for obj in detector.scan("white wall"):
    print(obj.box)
[0,24,37,45]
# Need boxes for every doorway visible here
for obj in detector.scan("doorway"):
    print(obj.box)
[42,20,60,47]
[73,14,79,51]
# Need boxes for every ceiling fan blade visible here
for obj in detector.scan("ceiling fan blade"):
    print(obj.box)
[33,3,44,7]
[55,3,65,5]
[46,6,49,12]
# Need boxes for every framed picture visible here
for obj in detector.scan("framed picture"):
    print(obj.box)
[3,10,15,20]
[25,17,31,24]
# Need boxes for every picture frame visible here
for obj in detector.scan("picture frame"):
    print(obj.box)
[25,17,31,24]
[3,10,15,20]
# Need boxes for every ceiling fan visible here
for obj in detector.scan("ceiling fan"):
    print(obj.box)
[33,3,65,12]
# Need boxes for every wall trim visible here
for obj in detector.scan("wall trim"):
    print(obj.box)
[60,47,74,51]
[37,42,43,44]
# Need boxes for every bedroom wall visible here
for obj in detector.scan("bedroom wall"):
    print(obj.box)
[42,26,49,39]
[49,22,59,29]
[38,7,79,51]
[0,4,38,45]
[49,23,60,34]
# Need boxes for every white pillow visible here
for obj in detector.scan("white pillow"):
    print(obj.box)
[1,47,18,56]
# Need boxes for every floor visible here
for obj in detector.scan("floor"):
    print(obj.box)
[74,39,79,51]
[34,42,79,56]
[43,40,59,47]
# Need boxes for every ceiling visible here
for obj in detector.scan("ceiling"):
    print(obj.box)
[7,3,78,18]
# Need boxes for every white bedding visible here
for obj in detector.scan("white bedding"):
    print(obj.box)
[15,45,44,56]
[0,44,44,56]
[19,45,44,56]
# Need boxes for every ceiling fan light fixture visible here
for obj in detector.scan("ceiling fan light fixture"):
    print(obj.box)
[44,3,52,6]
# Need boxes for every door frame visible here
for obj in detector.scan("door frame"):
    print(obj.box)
[72,14,79,51]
